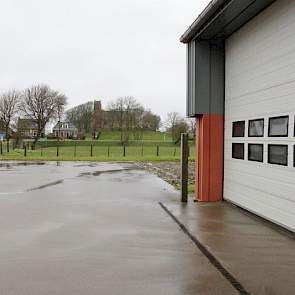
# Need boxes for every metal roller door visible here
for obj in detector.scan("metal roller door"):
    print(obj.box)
[224,0,295,231]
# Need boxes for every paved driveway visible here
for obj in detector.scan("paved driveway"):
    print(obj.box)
[0,161,237,295]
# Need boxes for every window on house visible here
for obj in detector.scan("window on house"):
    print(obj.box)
[268,144,288,166]
[268,116,289,137]
[248,144,263,162]
[232,121,245,137]
[232,143,244,160]
[248,119,264,137]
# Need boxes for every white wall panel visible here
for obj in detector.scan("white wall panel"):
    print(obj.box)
[224,0,295,231]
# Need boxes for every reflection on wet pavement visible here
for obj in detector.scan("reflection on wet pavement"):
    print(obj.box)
[0,161,46,170]
[78,169,131,177]
[27,180,64,191]
[0,161,237,295]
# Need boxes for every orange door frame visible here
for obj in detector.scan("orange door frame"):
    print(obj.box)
[195,114,224,202]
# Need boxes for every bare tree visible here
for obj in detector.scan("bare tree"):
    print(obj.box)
[66,101,93,133]
[142,110,161,131]
[165,112,181,130]
[107,96,144,144]
[187,118,196,140]
[165,112,188,143]
[20,84,67,146]
[0,90,20,140]
[104,109,117,130]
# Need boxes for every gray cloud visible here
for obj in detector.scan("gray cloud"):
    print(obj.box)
[0,0,209,119]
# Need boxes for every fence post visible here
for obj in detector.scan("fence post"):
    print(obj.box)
[123,145,126,157]
[91,144,93,157]
[141,144,143,156]
[7,140,9,153]
[41,146,43,157]
[156,145,159,157]
[24,145,27,157]
[74,143,77,157]
[107,146,110,157]
[181,133,189,203]
[0,141,2,155]
[57,146,59,157]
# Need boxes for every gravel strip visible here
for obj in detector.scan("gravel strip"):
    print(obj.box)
[136,161,195,189]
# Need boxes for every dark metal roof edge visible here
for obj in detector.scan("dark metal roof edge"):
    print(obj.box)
[180,0,229,43]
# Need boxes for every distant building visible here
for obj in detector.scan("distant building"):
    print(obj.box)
[52,122,78,139]
[0,121,6,140]
[17,118,44,139]
[92,100,107,131]
[0,120,14,140]
[91,100,119,133]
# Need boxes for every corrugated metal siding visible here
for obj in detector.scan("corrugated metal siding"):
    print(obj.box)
[186,40,224,117]
[224,0,295,231]
[187,41,196,117]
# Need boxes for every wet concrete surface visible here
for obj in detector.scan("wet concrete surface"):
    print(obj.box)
[165,201,295,295]
[0,161,237,295]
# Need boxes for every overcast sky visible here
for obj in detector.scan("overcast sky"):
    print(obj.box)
[0,0,209,120]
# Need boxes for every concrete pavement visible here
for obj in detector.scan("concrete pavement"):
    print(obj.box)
[0,161,294,294]
[164,201,295,295]
[0,161,236,295]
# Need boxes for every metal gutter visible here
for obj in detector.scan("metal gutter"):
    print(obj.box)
[180,0,229,43]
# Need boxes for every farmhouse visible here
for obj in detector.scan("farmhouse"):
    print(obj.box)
[181,0,295,231]
[17,118,44,139]
[53,122,78,139]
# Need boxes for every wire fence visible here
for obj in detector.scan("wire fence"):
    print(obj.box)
[0,140,195,159]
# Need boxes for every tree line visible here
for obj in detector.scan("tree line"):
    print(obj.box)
[0,84,67,145]
[65,96,195,144]
[66,96,161,144]
[0,85,194,145]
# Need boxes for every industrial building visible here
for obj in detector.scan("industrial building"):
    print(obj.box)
[181,0,295,231]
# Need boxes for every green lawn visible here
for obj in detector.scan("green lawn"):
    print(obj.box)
[86,131,173,141]
[0,144,195,161]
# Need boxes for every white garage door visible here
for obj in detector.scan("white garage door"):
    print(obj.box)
[224,0,295,232]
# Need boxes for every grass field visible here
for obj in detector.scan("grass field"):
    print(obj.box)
[0,130,195,161]
[0,143,195,161]
[93,131,173,141]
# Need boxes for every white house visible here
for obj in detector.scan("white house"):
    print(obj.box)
[53,122,78,139]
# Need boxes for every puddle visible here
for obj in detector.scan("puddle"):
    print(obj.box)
[0,191,23,196]
[78,169,128,177]
[0,162,46,169]
[27,180,64,191]
[74,163,98,168]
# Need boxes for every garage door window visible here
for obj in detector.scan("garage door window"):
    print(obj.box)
[249,119,264,137]
[232,121,245,137]
[268,116,288,137]
[268,144,288,166]
[248,144,263,162]
[232,143,244,159]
